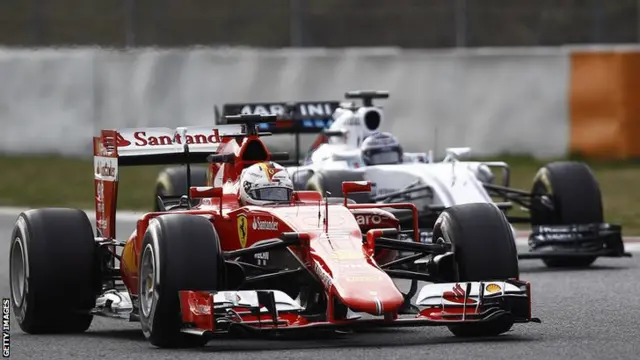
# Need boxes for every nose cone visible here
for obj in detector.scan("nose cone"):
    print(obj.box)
[333,269,404,316]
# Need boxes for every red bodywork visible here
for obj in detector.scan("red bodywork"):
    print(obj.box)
[93,126,419,321]
[93,124,535,335]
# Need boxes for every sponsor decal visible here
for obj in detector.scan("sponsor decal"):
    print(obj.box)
[121,131,220,147]
[197,304,211,314]
[96,181,105,221]
[235,103,336,131]
[356,214,382,226]
[238,103,335,117]
[97,181,104,200]
[330,250,363,261]
[254,252,269,266]
[96,219,108,231]
[243,181,253,193]
[94,156,118,181]
[345,275,381,282]
[338,263,366,269]
[240,104,287,116]
[116,133,131,147]
[237,214,248,248]
[252,217,278,231]
[485,283,502,293]
[313,262,333,289]
[223,292,241,305]
[442,283,476,304]
[2,298,9,357]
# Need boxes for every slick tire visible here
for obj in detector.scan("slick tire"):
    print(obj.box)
[432,203,519,337]
[154,166,208,211]
[305,170,371,204]
[139,214,225,348]
[10,208,98,334]
[530,161,602,268]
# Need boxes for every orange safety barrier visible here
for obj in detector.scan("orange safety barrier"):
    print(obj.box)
[570,51,640,159]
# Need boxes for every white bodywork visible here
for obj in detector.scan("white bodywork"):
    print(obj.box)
[285,103,517,237]
[286,104,500,210]
[290,153,504,215]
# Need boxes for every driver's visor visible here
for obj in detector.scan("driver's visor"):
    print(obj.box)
[370,151,401,165]
[249,187,292,202]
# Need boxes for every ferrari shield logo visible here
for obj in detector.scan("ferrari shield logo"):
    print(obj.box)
[237,214,248,248]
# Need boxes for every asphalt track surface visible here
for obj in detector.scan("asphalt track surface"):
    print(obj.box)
[1,209,639,360]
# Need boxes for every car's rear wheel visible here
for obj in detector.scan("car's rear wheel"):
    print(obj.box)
[154,166,208,211]
[306,170,372,203]
[432,203,519,337]
[10,208,98,334]
[139,214,225,348]
[530,161,602,268]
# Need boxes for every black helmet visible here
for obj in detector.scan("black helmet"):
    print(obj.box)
[360,132,403,166]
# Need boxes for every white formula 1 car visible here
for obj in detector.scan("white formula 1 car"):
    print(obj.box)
[153,90,630,269]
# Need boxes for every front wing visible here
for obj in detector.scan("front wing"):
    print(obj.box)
[178,279,538,336]
[416,223,631,261]
[519,223,632,259]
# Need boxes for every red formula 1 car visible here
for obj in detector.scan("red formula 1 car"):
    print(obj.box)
[9,115,539,348]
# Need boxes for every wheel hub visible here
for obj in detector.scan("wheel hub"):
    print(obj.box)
[10,238,26,308]
[139,245,156,317]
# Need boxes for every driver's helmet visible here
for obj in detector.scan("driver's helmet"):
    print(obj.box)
[360,132,403,166]
[239,162,293,206]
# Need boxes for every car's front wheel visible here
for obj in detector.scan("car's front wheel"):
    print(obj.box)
[139,214,225,348]
[432,203,519,337]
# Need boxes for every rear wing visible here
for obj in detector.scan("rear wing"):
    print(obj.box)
[215,101,341,134]
[92,125,241,239]
[215,101,341,163]
[96,125,242,166]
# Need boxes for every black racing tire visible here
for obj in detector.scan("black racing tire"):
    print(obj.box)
[154,166,208,211]
[305,170,371,204]
[432,203,519,337]
[10,208,98,334]
[530,161,602,268]
[139,214,224,348]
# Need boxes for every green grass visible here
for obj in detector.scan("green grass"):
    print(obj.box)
[0,155,164,211]
[1,154,639,234]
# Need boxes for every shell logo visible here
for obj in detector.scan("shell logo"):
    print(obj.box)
[330,250,363,261]
[485,283,502,293]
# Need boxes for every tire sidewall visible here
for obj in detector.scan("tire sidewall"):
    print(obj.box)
[10,215,31,325]
[139,220,164,340]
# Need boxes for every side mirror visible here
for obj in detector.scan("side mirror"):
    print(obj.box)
[444,147,471,161]
[189,186,223,199]
[342,181,372,194]
[341,181,372,206]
